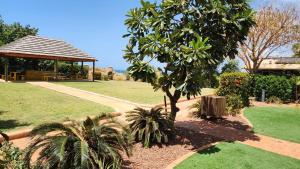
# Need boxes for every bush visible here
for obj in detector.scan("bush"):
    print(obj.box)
[94,72,102,80]
[226,94,243,115]
[0,132,24,169]
[102,75,109,81]
[126,107,171,148]
[217,72,251,107]
[254,75,292,101]
[0,141,24,169]
[266,96,283,104]
[290,76,300,100]
[189,99,204,118]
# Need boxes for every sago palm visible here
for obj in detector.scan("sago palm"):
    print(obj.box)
[126,107,171,148]
[24,113,132,169]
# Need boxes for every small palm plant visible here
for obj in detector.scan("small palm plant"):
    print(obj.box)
[126,107,171,148]
[24,114,132,169]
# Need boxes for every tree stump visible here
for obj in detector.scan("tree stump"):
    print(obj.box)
[200,95,226,118]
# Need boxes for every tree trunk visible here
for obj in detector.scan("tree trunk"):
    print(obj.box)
[166,90,181,127]
[169,99,179,124]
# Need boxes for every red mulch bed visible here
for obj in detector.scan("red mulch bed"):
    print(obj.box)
[122,116,251,169]
[122,126,222,169]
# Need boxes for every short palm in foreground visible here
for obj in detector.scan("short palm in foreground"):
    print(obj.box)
[24,114,132,169]
[126,107,171,148]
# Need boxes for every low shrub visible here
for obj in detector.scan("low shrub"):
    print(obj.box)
[102,75,109,81]
[126,107,171,148]
[226,94,243,115]
[254,75,292,101]
[93,71,102,80]
[266,96,283,104]
[189,99,204,118]
[217,72,251,107]
[0,132,24,169]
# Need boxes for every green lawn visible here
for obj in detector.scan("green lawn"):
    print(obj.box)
[55,81,216,104]
[175,142,300,169]
[0,83,114,132]
[244,106,300,143]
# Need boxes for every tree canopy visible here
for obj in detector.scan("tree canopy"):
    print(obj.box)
[221,59,240,74]
[0,16,38,46]
[238,6,300,73]
[124,0,255,123]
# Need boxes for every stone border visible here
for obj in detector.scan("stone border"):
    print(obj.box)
[0,112,121,142]
[164,142,219,169]
[239,108,253,130]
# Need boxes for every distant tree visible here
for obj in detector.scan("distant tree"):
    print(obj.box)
[292,42,300,57]
[0,16,38,73]
[238,6,300,73]
[221,59,240,74]
[124,0,255,125]
[0,16,38,45]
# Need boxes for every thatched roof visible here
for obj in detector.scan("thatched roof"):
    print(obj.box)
[0,35,96,62]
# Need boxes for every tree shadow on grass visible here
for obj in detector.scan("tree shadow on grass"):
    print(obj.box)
[0,110,30,131]
[0,119,30,130]
[198,145,221,155]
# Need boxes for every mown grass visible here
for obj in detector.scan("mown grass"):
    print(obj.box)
[175,142,300,169]
[56,81,216,104]
[244,106,300,143]
[0,83,114,131]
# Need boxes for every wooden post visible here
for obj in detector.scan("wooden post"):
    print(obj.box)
[200,95,226,118]
[92,61,95,82]
[54,60,58,80]
[71,62,74,76]
[4,58,8,82]
[81,61,84,75]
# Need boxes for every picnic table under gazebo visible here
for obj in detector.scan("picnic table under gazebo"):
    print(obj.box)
[0,35,97,82]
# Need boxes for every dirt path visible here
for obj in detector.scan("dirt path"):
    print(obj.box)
[27,81,152,122]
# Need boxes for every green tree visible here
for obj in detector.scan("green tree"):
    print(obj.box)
[292,42,300,58]
[221,59,240,74]
[0,16,38,45]
[0,16,38,73]
[124,0,255,125]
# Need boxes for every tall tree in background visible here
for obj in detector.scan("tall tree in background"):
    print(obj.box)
[124,0,254,125]
[292,42,300,57]
[0,16,38,72]
[0,16,38,45]
[238,6,300,73]
[221,59,240,74]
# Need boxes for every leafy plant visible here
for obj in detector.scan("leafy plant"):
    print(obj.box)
[217,72,251,107]
[126,107,171,148]
[221,59,240,74]
[226,94,244,115]
[254,75,292,101]
[0,132,25,169]
[124,0,255,126]
[24,114,132,169]
[266,96,283,104]
[189,99,205,119]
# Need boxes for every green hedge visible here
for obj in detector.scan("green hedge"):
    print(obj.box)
[217,72,251,107]
[254,75,292,101]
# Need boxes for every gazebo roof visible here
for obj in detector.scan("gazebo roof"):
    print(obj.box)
[0,35,96,62]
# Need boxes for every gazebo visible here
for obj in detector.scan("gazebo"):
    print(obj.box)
[0,35,97,82]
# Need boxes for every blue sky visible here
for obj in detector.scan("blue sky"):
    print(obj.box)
[0,0,299,70]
